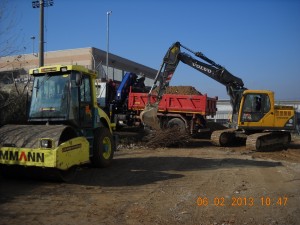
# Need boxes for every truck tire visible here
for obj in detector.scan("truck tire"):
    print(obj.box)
[167,118,186,133]
[91,127,115,168]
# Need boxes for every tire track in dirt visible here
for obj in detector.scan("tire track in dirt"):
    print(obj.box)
[0,145,299,225]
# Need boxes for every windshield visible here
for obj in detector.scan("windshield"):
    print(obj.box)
[29,74,70,119]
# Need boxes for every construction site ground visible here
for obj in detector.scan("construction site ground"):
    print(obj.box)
[1,131,300,225]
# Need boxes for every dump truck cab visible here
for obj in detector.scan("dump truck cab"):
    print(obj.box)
[0,65,115,181]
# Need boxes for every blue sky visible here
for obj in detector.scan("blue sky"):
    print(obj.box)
[4,0,300,100]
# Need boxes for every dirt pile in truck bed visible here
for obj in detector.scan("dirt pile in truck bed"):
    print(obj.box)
[153,86,202,95]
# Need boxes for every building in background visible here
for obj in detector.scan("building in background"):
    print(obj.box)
[1,48,299,126]
[0,47,157,86]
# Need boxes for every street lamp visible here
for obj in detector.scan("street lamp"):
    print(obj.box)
[106,10,112,80]
[32,0,54,67]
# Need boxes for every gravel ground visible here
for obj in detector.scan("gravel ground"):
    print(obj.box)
[1,134,300,225]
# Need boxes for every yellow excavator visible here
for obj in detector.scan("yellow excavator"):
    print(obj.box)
[0,65,115,181]
[141,42,297,151]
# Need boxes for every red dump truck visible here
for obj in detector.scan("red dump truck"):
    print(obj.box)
[97,73,218,134]
[127,88,218,134]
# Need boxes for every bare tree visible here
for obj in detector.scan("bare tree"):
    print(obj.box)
[0,1,29,125]
[0,54,30,125]
[0,0,25,60]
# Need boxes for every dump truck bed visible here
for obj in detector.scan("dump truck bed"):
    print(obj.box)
[128,91,217,116]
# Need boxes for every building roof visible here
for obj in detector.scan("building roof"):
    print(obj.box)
[91,47,157,79]
[0,47,158,80]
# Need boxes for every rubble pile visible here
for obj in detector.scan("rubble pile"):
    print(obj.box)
[144,128,191,148]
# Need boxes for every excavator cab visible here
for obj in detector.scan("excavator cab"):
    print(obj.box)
[239,92,270,123]
[238,90,296,131]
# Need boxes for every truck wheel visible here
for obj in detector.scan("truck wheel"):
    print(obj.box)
[91,127,115,168]
[167,118,186,133]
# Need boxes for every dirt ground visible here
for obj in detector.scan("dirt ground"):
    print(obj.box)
[1,133,300,225]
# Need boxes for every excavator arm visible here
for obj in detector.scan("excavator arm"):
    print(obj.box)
[147,42,181,102]
[140,42,181,129]
[141,42,247,129]
[178,44,247,126]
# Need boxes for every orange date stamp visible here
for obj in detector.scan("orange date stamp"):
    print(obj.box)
[196,196,288,207]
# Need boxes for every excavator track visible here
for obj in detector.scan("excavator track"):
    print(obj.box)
[211,128,291,151]
[246,131,291,151]
[211,128,237,146]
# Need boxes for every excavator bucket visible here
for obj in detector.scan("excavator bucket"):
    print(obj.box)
[139,42,181,131]
[140,104,161,130]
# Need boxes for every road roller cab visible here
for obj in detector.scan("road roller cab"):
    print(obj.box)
[0,65,115,181]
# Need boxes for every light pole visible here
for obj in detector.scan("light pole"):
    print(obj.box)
[32,0,54,67]
[106,10,112,80]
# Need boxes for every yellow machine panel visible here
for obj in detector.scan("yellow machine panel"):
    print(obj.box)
[238,90,296,131]
[0,137,90,170]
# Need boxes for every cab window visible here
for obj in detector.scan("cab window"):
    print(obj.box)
[241,94,270,122]
[80,76,91,102]
[79,74,93,127]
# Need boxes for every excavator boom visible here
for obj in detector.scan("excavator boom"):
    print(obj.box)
[141,42,296,151]
[141,42,246,129]
[140,42,181,129]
